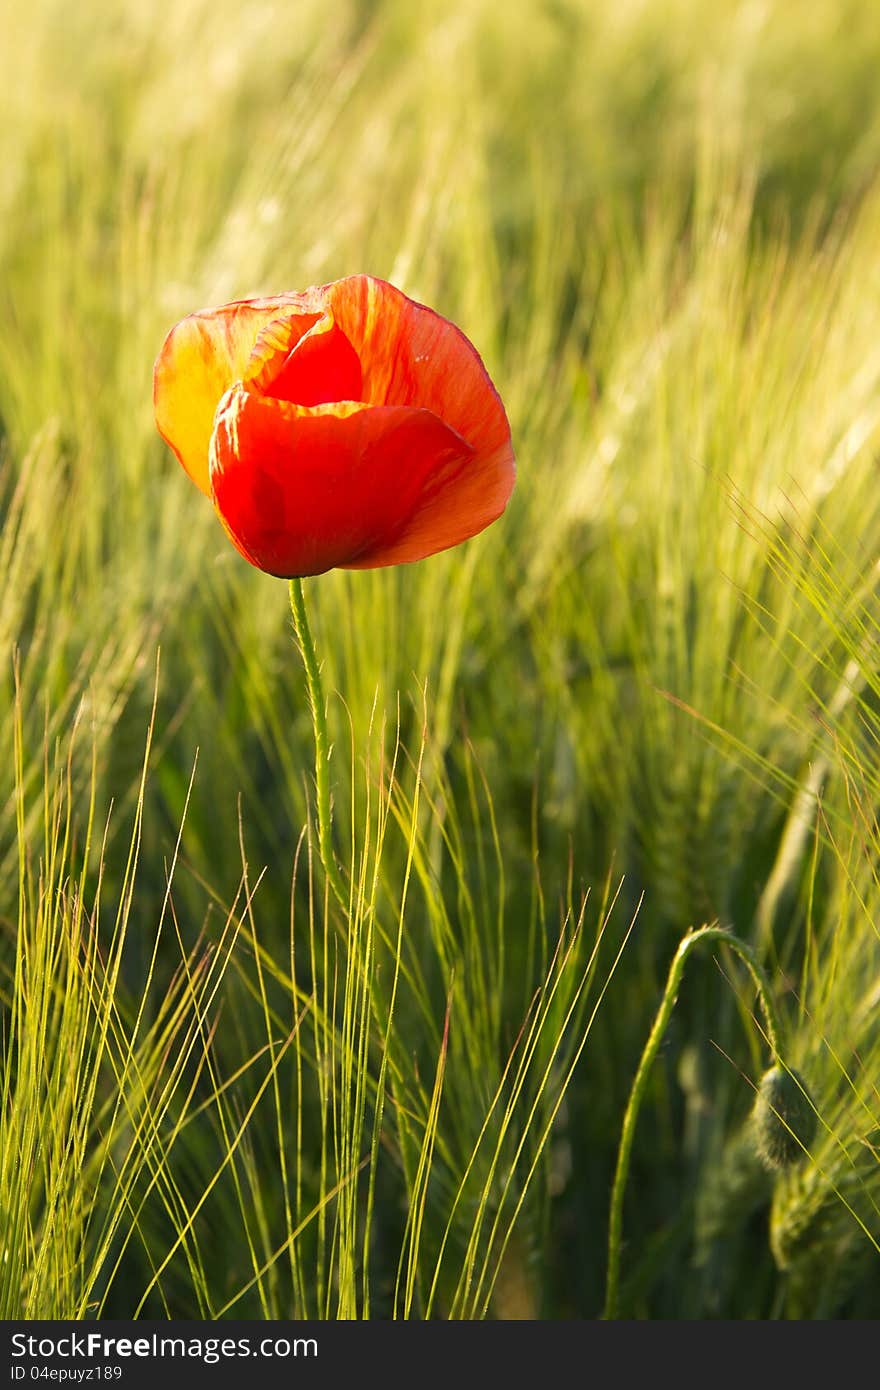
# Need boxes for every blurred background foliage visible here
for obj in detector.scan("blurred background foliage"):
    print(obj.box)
[2,0,880,1318]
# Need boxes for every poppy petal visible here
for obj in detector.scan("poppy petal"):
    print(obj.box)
[321,276,512,458]
[343,434,515,569]
[153,294,304,494]
[248,313,363,407]
[208,385,476,577]
[241,309,322,394]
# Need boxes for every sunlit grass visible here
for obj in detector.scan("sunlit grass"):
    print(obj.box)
[2,0,880,1319]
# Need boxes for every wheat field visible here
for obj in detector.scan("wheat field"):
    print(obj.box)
[2,0,880,1319]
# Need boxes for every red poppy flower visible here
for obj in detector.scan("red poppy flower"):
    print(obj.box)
[153,275,515,577]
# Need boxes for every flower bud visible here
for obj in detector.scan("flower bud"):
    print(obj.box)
[751,1066,816,1171]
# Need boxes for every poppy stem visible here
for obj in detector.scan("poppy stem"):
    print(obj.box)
[288,577,349,915]
[603,924,782,1320]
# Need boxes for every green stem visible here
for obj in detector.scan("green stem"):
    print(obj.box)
[603,924,782,1320]
[288,577,348,915]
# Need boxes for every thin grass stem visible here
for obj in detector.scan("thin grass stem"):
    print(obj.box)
[288,577,349,916]
[603,924,783,1319]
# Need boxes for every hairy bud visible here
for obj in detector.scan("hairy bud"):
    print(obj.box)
[751,1066,816,1171]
